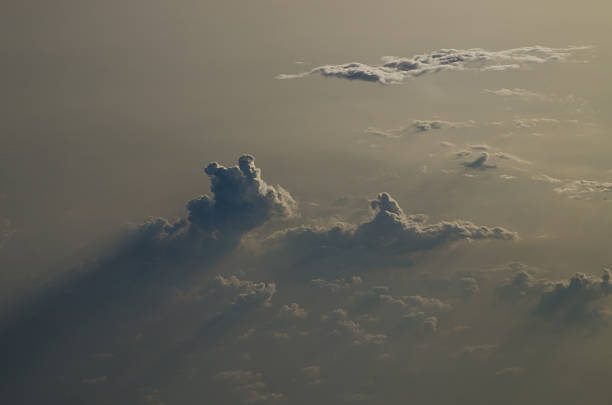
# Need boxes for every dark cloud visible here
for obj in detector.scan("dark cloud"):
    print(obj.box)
[553,180,612,199]
[212,275,277,309]
[277,46,590,84]
[498,269,612,324]
[0,155,295,403]
[214,370,284,403]
[461,152,497,169]
[272,193,516,271]
[538,270,612,322]
[187,155,296,236]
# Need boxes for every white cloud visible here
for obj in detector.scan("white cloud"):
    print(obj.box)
[277,46,590,84]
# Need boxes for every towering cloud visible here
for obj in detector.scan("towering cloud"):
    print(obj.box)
[277,46,590,84]
[187,155,297,236]
[273,192,516,267]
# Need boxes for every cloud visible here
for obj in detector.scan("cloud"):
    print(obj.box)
[496,270,552,300]
[301,365,321,384]
[461,152,497,169]
[277,46,590,84]
[484,88,584,104]
[214,370,283,403]
[538,270,612,322]
[364,120,475,138]
[399,312,439,335]
[379,294,453,312]
[312,276,363,292]
[469,144,490,151]
[495,367,524,376]
[532,173,562,183]
[320,308,387,345]
[494,152,531,164]
[513,118,561,128]
[498,269,612,324]
[278,303,309,319]
[187,155,297,236]
[212,275,277,308]
[272,193,516,267]
[553,180,612,199]
[412,119,476,132]
[484,88,547,101]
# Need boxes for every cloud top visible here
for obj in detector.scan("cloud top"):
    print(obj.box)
[277,46,590,84]
[187,155,297,235]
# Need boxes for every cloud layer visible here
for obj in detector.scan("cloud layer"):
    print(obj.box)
[277,46,589,84]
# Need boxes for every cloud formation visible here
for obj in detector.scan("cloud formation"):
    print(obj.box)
[462,152,497,169]
[273,192,517,263]
[277,46,590,84]
[187,155,297,236]
[212,275,277,308]
[498,269,612,324]
[553,180,612,199]
[364,119,476,138]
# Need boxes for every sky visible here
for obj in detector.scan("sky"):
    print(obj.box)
[1,1,612,404]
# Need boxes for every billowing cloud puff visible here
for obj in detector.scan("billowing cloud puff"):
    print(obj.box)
[484,88,547,100]
[412,119,476,132]
[278,303,309,319]
[187,155,297,235]
[399,312,439,335]
[322,308,387,345]
[273,193,517,264]
[496,270,551,300]
[553,179,612,199]
[312,276,362,292]
[212,275,277,308]
[513,117,560,128]
[461,152,497,169]
[538,270,612,321]
[498,270,612,324]
[277,46,590,84]
[532,173,562,183]
[364,119,475,138]
[379,294,453,312]
[214,370,283,403]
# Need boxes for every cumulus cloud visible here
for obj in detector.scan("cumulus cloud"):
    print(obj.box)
[214,370,283,403]
[322,308,387,345]
[532,173,562,183]
[462,152,497,169]
[513,118,561,128]
[273,193,516,266]
[495,367,524,376]
[187,155,297,236]
[484,88,583,104]
[278,303,309,319]
[364,120,475,138]
[483,88,547,100]
[553,180,612,199]
[277,46,590,84]
[400,312,439,335]
[498,269,612,324]
[312,276,362,292]
[469,144,490,151]
[538,270,612,322]
[379,294,453,312]
[212,275,277,308]
[496,270,551,300]
[412,119,476,132]
[301,365,321,384]
[494,152,531,164]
